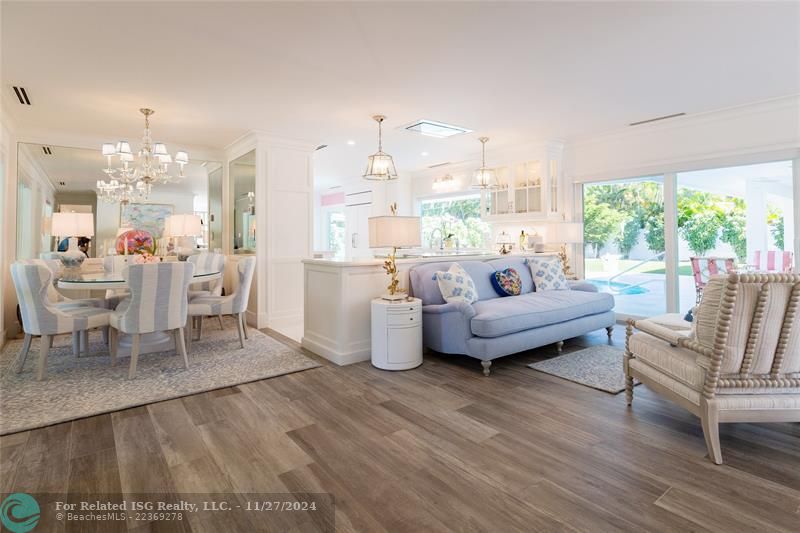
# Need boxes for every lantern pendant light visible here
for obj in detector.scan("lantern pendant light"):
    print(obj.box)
[363,115,398,181]
[471,136,498,189]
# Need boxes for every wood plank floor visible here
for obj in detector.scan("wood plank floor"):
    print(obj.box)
[1,327,798,532]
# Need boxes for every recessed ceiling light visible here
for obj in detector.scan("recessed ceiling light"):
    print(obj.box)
[421,152,429,156]
[347,140,356,146]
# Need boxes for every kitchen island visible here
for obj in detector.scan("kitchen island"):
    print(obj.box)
[301,251,556,365]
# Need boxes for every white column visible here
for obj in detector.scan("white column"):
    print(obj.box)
[663,173,680,313]
[745,179,768,266]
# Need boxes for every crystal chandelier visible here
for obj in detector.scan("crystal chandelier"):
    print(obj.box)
[471,136,498,189]
[97,108,188,204]
[363,115,398,181]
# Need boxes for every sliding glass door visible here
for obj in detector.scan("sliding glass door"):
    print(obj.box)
[582,159,795,319]
[676,160,795,314]
[582,177,666,317]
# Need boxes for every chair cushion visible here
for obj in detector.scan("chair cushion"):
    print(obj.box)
[527,256,570,291]
[470,290,614,338]
[434,263,478,304]
[63,306,111,330]
[490,268,522,297]
[628,332,706,390]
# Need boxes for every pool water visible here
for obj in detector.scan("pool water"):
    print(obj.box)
[588,280,649,295]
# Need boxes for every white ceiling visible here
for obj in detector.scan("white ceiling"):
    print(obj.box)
[3,2,798,189]
[20,143,216,196]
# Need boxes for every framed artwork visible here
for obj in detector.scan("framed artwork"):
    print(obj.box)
[120,203,174,239]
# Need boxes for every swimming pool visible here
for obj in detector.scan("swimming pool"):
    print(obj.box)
[588,280,649,296]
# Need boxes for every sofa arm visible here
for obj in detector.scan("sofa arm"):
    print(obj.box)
[568,280,598,293]
[422,301,477,319]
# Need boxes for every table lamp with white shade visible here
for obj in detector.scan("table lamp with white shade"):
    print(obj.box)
[51,212,94,274]
[165,214,202,260]
[369,210,421,300]
[547,221,584,279]
[495,231,514,255]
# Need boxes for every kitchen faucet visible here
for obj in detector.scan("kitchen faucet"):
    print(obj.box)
[429,228,444,250]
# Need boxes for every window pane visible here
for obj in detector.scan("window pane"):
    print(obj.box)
[677,160,794,314]
[583,177,666,317]
[327,211,346,256]
[420,195,489,249]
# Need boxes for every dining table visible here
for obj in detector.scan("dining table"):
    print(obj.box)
[57,267,223,356]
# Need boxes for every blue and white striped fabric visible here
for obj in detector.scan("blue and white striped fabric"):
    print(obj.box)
[102,256,130,309]
[187,252,225,299]
[110,262,195,334]
[11,262,111,336]
[17,259,105,309]
[188,257,255,317]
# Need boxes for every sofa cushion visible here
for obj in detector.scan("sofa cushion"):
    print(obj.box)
[470,290,614,338]
[486,257,534,294]
[434,263,478,304]
[527,256,570,291]
[410,261,498,305]
[490,268,522,297]
[629,332,706,390]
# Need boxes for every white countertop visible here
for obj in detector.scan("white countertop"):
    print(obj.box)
[302,251,557,267]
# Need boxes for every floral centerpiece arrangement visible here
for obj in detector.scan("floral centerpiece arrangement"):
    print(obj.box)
[130,252,160,264]
[116,229,155,255]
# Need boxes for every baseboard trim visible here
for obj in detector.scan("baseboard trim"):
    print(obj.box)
[300,336,370,366]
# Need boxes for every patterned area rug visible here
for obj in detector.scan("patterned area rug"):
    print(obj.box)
[528,345,636,394]
[0,326,320,435]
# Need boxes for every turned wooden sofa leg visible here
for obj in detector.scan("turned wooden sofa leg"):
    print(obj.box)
[556,341,564,353]
[606,325,614,338]
[481,360,491,377]
[700,398,723,465]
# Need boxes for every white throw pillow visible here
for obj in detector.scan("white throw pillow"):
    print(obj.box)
[692,275,726,348]
[527,257,570,291]
[434,263,478,304]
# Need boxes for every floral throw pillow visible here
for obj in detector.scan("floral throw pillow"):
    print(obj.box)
[527,257,570,291]
[491,268,522,297]
[434,263,478,304]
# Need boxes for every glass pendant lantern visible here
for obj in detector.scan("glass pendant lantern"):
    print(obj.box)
[471,136,498,189]
[363,115,398,181]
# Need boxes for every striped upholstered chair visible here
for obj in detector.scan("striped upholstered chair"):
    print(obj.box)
[109,262,194,379]
[187,252,226,330]
[11,262,112,380]
[625,272,800,464]
[187,256,256,349]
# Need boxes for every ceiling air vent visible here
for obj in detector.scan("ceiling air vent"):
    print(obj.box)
[58,181,66,186]
[12,86,31,105]
[404,119,472,138]
[427,161,451,169]
[629,113,685,126]
[315,144,328,151]
[42,146,53,155]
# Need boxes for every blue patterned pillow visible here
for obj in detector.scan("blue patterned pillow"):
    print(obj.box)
[434,263,478,304]
[526,257,570,291]
[491,268,522,297]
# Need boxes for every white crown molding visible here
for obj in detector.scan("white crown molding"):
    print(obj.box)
[225,130,318,155]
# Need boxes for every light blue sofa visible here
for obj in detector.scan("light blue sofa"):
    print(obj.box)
[409,257,616,376]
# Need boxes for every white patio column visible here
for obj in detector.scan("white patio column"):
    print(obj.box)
[745,179,768,266]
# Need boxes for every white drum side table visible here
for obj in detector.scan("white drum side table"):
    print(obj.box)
[371,297,422,370]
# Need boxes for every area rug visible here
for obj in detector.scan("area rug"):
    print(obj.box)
[528,345,636,394]
[0,326,320,435]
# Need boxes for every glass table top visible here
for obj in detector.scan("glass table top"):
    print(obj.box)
[58,269,221,284]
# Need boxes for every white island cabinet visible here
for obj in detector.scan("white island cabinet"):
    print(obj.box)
[301,252,555,365]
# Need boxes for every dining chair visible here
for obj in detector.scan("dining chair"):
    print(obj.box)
[102,255,131,309]
[11,262,112,380]
[109,262,194,379]
[187,256,256,349]
[187,252,226,331]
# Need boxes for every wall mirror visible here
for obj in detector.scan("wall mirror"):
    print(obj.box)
[16,142,218,259]
[230,150,256,254]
